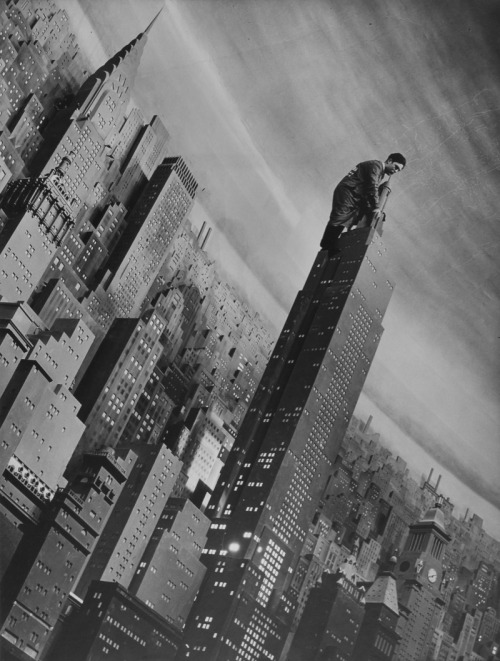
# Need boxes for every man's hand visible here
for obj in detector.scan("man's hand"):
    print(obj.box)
[373,208,382,216]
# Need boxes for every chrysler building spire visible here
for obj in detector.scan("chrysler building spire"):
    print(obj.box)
[143,7,164,36]
[73,9,162,133]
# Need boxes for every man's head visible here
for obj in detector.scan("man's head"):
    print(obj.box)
[385,152,406,175]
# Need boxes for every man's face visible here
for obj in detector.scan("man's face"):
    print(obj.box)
[385,159,404,175]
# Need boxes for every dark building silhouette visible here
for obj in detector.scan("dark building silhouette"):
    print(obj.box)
[51,580,182,661]
[289,570,365,661]
[111,115,170,207]
[181,215,394,660]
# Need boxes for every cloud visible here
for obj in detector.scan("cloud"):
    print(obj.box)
[363,375,500,512]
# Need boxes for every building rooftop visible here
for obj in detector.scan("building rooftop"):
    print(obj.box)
[420,504,447,532]
[364,573,399,615]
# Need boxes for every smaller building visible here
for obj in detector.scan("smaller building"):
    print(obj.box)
[51,580,182,661]
[289,571,365,661]
[0,448,135,661]
[74,444,182,599]
[351,561,401,660]
[129,497,210,631]
[0,156,77,301]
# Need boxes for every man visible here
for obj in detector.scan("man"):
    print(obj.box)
[320,153,406,249]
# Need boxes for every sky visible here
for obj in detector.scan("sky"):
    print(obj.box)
[60,0,500,537]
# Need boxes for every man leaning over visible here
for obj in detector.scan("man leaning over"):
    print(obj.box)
[320,152,406,249]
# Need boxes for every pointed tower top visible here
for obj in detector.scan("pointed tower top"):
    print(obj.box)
[364,573,399,615]
[73,8,162,126]
[143,7,164,36]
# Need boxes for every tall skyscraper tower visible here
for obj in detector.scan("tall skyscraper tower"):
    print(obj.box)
[181,214,395,660]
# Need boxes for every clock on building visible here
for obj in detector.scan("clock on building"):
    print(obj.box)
[393,505,451,661]
[427,568,437,583]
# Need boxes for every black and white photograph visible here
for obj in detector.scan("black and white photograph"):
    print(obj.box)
[0,1,499,659]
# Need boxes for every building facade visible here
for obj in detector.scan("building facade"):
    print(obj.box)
[0,448,135,661]
[74,443,182,599]
[394,506,451,661]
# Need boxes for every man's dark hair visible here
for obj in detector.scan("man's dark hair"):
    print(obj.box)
[387,152,406,167]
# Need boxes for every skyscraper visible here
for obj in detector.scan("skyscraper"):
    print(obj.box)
[468,561,495,611]
[73,443,182,599]
[129,497,210,632]
[96,156,198,319]
[181,214,395,660]
[74,310,167,455]
[0,447,136,661]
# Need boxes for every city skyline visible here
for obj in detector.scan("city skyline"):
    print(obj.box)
[59,0,500,536]
[0,3,499,658]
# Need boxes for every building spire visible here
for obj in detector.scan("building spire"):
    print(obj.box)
[143,7,163,36]
[364,565,400,615]
[73,11,161,130]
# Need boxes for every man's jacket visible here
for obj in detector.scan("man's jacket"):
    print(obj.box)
[337,160,385,209]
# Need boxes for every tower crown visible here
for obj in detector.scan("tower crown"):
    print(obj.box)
[72,11,161,135]
[419,504,446,532]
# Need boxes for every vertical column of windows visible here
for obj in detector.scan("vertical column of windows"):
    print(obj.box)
[272,303,374,545]
[256,539,285,608]
[235,610,276,661]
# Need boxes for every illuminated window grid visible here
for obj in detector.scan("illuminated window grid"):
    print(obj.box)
[235,610,277,661]
[272,303,373,545]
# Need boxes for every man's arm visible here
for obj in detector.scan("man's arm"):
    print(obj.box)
[360,160,384,210]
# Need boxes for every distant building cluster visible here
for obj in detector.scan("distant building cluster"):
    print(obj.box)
[305,415,500,661]
[0,2,498,661]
